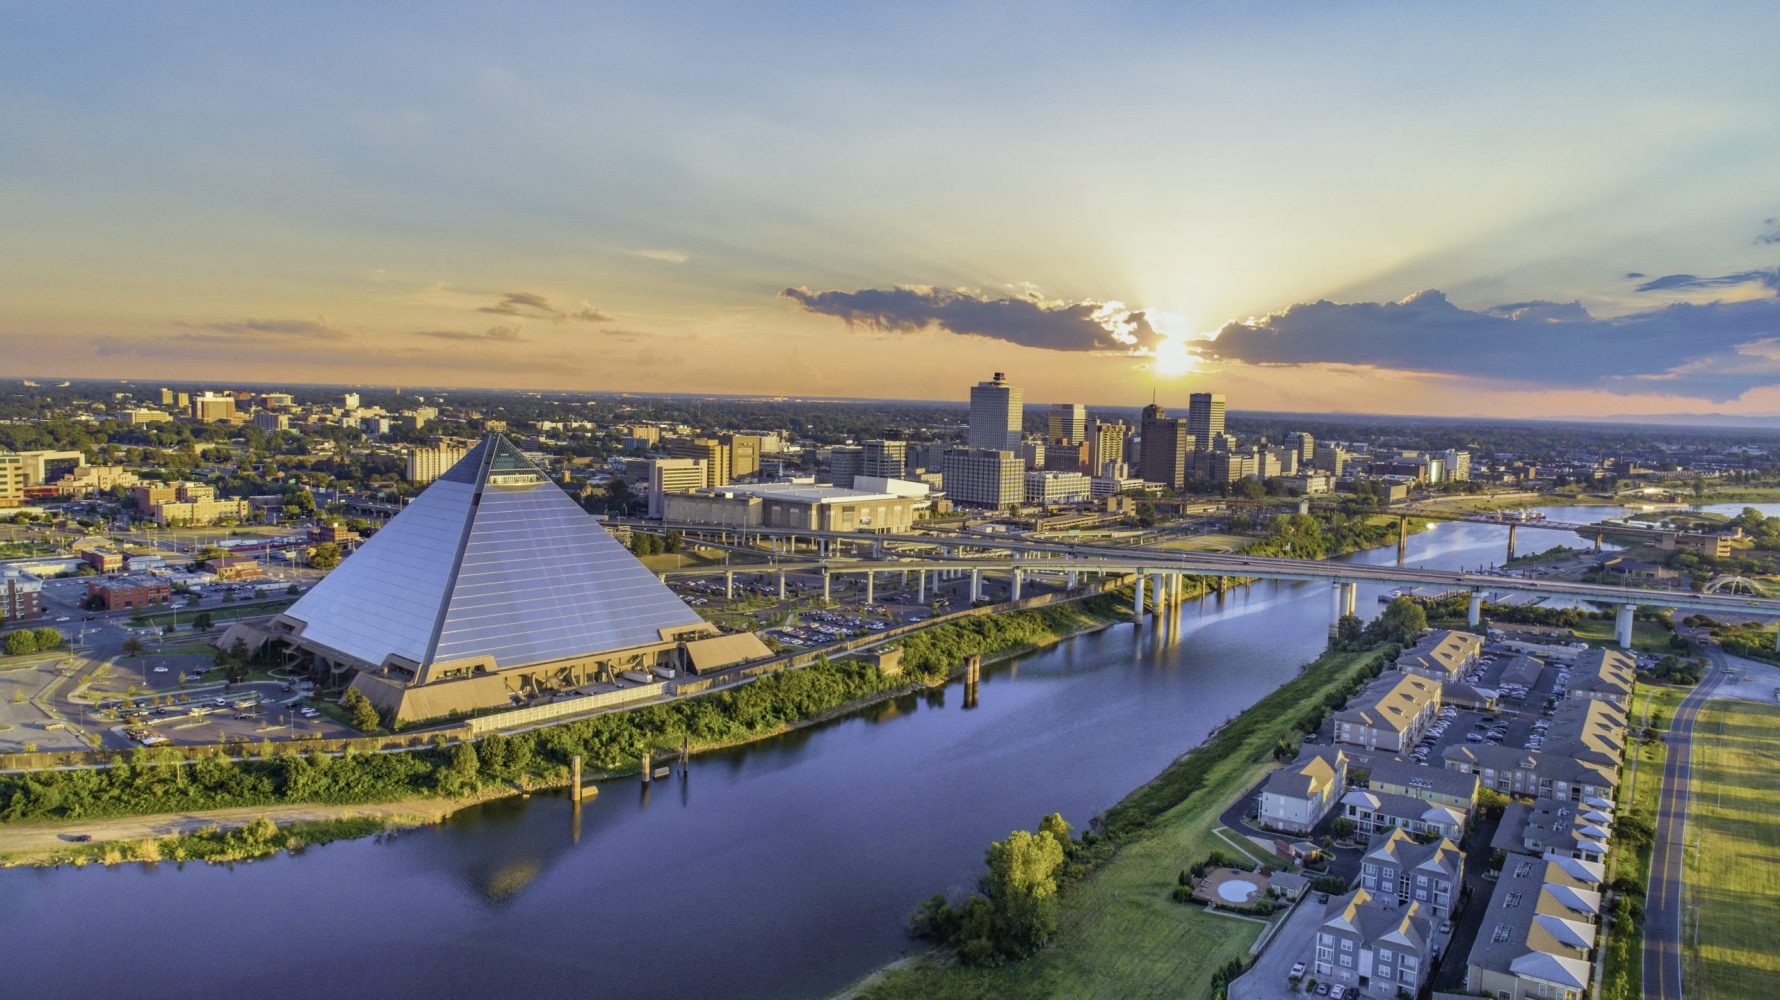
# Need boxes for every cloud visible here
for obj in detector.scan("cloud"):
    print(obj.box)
[1757,218,1780,245]
[624,248,690,264]
[1484,300,1592,323]
[478,291,557,316]
[413,325,524,342]
[781,285,1165,353]
[1632,269,1780,294]
[557,300,612,323]
[478,290,612,323]
[170,317,350,343]
[1201,288,1780,401]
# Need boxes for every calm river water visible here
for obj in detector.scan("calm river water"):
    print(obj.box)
[5,503,1765,999]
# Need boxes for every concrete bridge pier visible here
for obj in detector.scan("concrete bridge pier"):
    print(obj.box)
[1329,583,1344,637]
[1397,516,1408,566]
[1066,570,1078,590]
[777,570,786,600]
[1011,568,1023,601]
[1506,523,1517,562]
[917,570,926,603]
[1615,603,1634,648]
[1593,532,1603,553]
[864,571,874,605]
[725,571,734,600]
[1467,590,1483,628]
[822,571,831,603]
[1150,573,1166,615]
[1132,574,1146,625]
[970,568,982,603]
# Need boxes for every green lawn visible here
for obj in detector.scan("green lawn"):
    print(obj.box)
[1570,617,1675,655]
[131,599,295,629]
[1152,533,1255,553]
[1682,696,1780,1000]
[857,645,1389,1000]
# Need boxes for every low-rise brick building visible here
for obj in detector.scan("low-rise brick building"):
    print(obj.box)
[86,575,173,611]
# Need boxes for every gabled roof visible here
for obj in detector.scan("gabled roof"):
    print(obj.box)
[1262,747,1345,799]
[283,435,705,673]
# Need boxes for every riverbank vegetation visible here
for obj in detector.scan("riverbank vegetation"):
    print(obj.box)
[0,598,1130,826]
[859,641,1394,999]
[15,814,394,868]
[1600,684,1679,1000]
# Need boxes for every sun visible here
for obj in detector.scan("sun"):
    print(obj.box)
[1150,336,1196,376]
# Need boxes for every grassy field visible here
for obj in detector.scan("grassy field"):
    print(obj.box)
[132,599,295,629]
[1570,617,1676,655]
[1153,533,1255,553]
[854,645,1389,1000]
[1681,695,1780,1000]
[1600,683,1681,1000]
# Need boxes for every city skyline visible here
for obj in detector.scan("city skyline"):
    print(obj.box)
[4,3,1780,419]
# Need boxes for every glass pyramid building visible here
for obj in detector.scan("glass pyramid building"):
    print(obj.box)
[274,435,733,721]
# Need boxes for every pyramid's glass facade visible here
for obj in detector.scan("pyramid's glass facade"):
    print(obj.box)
[284,436,705,673]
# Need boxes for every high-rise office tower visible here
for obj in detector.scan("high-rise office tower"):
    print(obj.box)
[720,434,763,479]
[1187,392,1226,450]
[968,372,1023,453]
[1139,403,1192,489]
[667,437,731,487]
[829,446,865,488]
[1286,431,1315,463]
[1046,403,1087,444]
[861,440,908,480]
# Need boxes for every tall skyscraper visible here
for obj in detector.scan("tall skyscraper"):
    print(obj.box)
[1187,392,1226,450]
[861,440,908,480]
[1139,403,1192,489]
[1286,431,1315,463]
[968,372,1023,452]
[828,445,865,488]
[1046,403,1086,444]
[1088,419,1131,477]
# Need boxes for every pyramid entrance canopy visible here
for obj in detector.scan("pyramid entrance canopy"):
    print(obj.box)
[283,435,705,674]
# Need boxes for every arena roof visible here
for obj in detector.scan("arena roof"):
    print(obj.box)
[283,435,705,672]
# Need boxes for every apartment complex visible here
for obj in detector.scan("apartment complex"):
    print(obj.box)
[1332,672,1441,752]
[1,569,44,621]
[1314,888,1435,999]
[1395,629,1482,682]
[1566,647,1635,708]
[1356,829,1465,918]
[1257,746,1347,834]
[1464,856,1603,1000]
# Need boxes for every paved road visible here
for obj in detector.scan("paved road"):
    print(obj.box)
[1642,650,1726,1000]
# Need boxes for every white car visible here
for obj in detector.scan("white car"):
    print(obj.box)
[152,666,169,673]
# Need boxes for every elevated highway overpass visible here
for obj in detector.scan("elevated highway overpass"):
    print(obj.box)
[636,524,1780,648]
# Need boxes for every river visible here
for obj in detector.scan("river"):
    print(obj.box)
[3,503,1768,999]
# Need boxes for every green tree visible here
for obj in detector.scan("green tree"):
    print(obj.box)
[283,489,316,517]
[441,740,480,794]
[341,688,381,733]
[122,636,144,657]
[32,627,62,651]
[1374,596,1427,646]
[5,630,40,656]
[308,542,342,571]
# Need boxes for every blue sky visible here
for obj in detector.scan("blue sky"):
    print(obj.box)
[3,2,1778,416]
